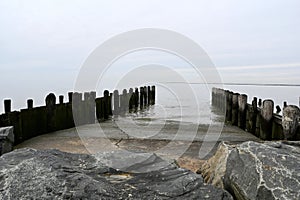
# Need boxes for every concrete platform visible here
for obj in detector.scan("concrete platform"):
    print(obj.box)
[15,119,260,163]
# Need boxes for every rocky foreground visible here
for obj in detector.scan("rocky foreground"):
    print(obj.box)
[199,141,300,200]
[0,148,232,199]
[1,141,299,199]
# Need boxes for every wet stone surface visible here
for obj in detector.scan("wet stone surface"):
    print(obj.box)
[0,148,233,199]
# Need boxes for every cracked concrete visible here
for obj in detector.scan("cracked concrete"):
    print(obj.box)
[15,118,260,171]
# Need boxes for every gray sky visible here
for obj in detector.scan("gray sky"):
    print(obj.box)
[1,0,300,111]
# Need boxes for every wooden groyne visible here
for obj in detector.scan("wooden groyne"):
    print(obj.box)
[0,86,156,147]
[212,88,300,140]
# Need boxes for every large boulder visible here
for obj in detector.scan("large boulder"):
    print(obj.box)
[198,142,234,188]
[199,141,300,200]
[0,148,232,199]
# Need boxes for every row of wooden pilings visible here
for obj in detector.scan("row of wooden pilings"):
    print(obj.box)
[0,85,156,145]
[212,88,300,140]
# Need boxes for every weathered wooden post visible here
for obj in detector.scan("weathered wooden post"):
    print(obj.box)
[211,88,216,106]
[78,93,83,102]
[275,105,281,114]
[4,99,11,113]
[140,87,144,109]
[129,88,134,112]
[222,89,226,112]
[113,90,119,115]
[258,99,262,108]
[72,92,81,125]
[217,88,221,110]
[96,97,104,122]
[103,90,109,120]
[215,88,219,108]
[108,93,113,116]
[27,99,33,109]
[90,91,96,124]
[225,91,232,123]
[66,92,74,128]
[248,97,258,134]
[144,86,148,106]
[282,105,300,140]
[84,92,89,102]
[83,92,90,124]
[58,95,63,104]
[216,88,220,109]
[238,94,247,130]
[231,93,239,126]
[68,92,73,103]
[147,86,151,105]
[135,88,139,110]
[45,93,56,132]
[79,93,85,124]
[120,89,128,113]
[260,99,274,140]
[151,85,155,105]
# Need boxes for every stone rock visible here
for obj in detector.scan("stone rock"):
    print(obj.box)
[0,148,232,199]
[282,105,300,140]
[0,126,14,155]
[200,141,300,200]
[197,142,234,188]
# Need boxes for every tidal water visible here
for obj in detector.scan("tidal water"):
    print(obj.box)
[126,83,300,125]
[2,83,300,125]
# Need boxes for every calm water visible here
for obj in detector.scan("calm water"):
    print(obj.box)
[2,83,300,125]
[125,83,300,125]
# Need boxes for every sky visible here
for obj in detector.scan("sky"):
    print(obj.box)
[0,0,300,112]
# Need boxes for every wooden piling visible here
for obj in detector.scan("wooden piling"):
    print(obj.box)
[108,93,113,116]
[258,99,262,108]
[59,95,64,104]
[129,88,134,112]
[248,97,258,134]
[211,88,216,106]
[231,93,239,126]
[27,99,33,109]
[147,86,151,105]
[120,89,128,113]
[216,88,220,109]
[275,105,281,114]
[140,87,144,109]
[282,105,300,140]
[68,92,73,103]
[238,94,247,130]
[221,89,226,112]
[151,86,155,105]
[260,99,274,140]
[45,93,56,132]
[225,91,232,123]
[103,90,109,120]
[113,90,119,115]
[78,93,83,102]
[84,92,89,102]
[89,91,96,124]
[4,99,11,113]
[144,86,148,106]
[135,88,139,110]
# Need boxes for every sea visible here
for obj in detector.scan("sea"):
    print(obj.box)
[2,83,300,125]
[126,83,300,125]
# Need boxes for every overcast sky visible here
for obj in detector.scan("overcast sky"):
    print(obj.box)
[1,0,300,111]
